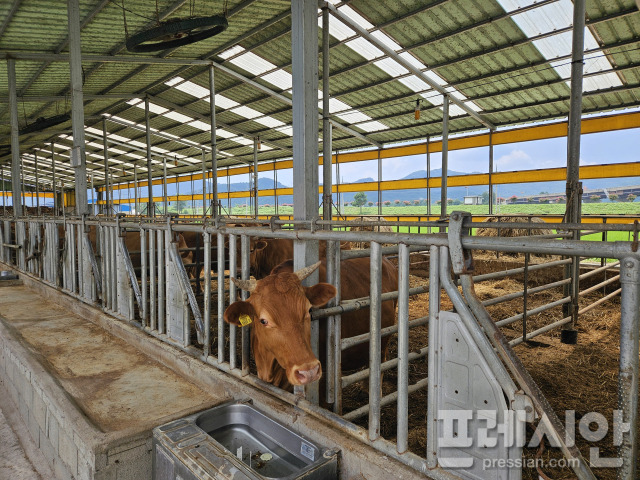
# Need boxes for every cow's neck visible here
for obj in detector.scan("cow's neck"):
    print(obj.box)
[251,328,290,390]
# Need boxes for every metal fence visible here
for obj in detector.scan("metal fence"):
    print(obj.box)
[0,213,637,480]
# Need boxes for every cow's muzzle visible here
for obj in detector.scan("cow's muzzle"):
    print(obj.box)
[292,361,321,385]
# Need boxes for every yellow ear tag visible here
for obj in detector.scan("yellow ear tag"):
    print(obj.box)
[239,314,252,327]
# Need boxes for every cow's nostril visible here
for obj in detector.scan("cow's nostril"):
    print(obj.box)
[294,363,321,384]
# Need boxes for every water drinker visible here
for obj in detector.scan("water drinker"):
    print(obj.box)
[153,400,338,480]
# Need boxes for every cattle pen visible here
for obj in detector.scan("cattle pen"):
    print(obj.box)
[1,1,639,480]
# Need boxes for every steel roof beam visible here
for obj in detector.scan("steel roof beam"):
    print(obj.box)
[0,0,22,38]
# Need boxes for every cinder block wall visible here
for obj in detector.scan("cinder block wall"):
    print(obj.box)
[0,325,152,480]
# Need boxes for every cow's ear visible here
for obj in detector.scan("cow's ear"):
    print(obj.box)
[305,283,337,307]
[224,301,256,326]
[253,240,268,252]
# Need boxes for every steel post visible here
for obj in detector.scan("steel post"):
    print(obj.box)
[68,0,89,215]
[35,151,40,214]
[203,231,211,358]
[163,157,168,215]
[145,97,154,216]
[368,241,382,441]
[7,58,22,217]
[618,257,640,480]
[396,242,410,453]
[322,6,332,224]
[149,227,156,329]
[240,235,250,375]
[228,234,237,370]
[426,245,440,468]
[102,118,109,215]
[217,232,226,364]
[440,95,449,222]
[202,149,207,217]
[209,65,219,217]
[489,129,494,215]
[157,229,165,333]
[141,228,147,327]
[253,138,258,219]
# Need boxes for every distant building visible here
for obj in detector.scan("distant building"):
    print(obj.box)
[463,195,483,205]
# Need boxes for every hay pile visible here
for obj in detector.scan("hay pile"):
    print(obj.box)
[476,216,552,237]
[475,216,554,258]
[348,217,395,249]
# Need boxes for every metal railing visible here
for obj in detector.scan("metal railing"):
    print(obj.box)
[0,213,637,480]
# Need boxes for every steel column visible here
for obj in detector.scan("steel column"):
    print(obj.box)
[102,118,110,215]
[145,97,154,216]
[209,65,219,217]
[7,59,22,217]
[292,0,320,404]
[163,157,168,215]
[426,135,431,221]
[68,0,89,215]
[368,241,382,441]
[322,6,332,224]
[489,129,494,215]
[34,151,40,214]
[203,231,211,358]
[253,138,258,218]
[396,242,410,453]
[440,95,449,222]
[217,232,226,364]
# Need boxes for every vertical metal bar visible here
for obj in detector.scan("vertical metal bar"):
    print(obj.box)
[203,231,211,358]
[141,228,147,327]
[488,129,494,215]
[102,118,109,215]
[274,162,278,215]
[325,239,336,405]
[20,157,25,214]
[368,241,382,441]
[228,234,237,370]
[163,157,168,215]
[396,242,410,454]
[618,256,639,480]
[111,226,117,307]
[202,149,207,217]
[322,5,332,224]
[149,226,156,330]
[133,164,138,214]
[68,0,89,216]
[426,245,440,468]
[1,168,4,215]
[217,232,226,364]
[144,97,154,217]
[253,139,259,219]
[7,59,22,217]
[440,95,449,221]
[35,151,40,214]
[426,135,431,231]
[240,234,251,375]
[333,242,342,414]
[209,65,219,217]
[158,229,165,333]
[90,174,94,215]
[377,149,382,216]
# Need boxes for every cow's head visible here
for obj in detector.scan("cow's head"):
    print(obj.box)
[224,262,336,387]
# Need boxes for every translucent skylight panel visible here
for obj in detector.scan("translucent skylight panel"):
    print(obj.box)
[399,52,427,71]
[533,33,572,59]
[399,76,430,93]
[335,110,372,123]
[448,105,467,117]
[229,105,262,119]
[207,94,239,110]
[262,70,293,90]
[230,51,276,76]
[230,137,253,146]
[254,116,285,128]
[163,111,194,123]
[424,71,448,86]
[328,98,351,113]
[216,129,236,139]
[187,120,211,131]
[168,78,210,98]
[371,31,402,52]
[218,45,245,60]
[147,103,169,115]
[218,151,232,157]
[346,37,383,60]
[510,2,571,37]
[339,5,374,30]
[374,58,408,77]
[357,121,389,132]
[320,16,354,41]
[275,126,294,136]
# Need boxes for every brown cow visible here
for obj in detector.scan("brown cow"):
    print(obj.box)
[224,257,398,390]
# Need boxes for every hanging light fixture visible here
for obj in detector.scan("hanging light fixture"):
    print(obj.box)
[414,99,421,121]
[257,137,261,150]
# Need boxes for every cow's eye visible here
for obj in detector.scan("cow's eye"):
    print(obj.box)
[259,318,268,326]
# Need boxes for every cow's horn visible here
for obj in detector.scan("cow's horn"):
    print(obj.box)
[294,261,321,281]
[231,277,257,292]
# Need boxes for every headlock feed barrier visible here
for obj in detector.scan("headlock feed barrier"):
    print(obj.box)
[0,212,637,480]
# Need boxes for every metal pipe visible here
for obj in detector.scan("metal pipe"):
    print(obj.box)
[322,5,332,224]
[217,232,226,364]
[333,237,342,414]
[325,240,337,404]
[618,257,639,479]
[133,163,138,213]
[163,157,168,215]
[578,274,620,297]
[34,151,40,214]
[141,228,147,327]
[7,59,22,217]
[240,234,251,375]
[149,226,156,329]
[343,346,428,388]
[377,149,382,216]
[209,65,218,217]
[368,241,382,441]
[344,378,429,422]
[203,231,211,358]
[228,234,237,370]
[145,97,154,217]
[253,138,258,219]
[426,135,431,225]
[201,149,207,217]
[495,296,571,327]
[342,316,429,350]
[426,245,440,468]
[157,228,165,333]
[396,242,410,454]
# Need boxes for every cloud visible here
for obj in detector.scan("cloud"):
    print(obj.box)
[496,149,533,170]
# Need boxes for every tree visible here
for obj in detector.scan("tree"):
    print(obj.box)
[383,200,391,206]
[609,194,618,202]
[482,191,498,205]
[352,192,368,213]
[590,194,601,203]
[367,201,374,207]
[394,199,400,205]
[628,194,637,202]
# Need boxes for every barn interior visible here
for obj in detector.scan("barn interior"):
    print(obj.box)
[0,1,639,480]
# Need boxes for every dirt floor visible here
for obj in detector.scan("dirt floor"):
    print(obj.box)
[340,252,628,480]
